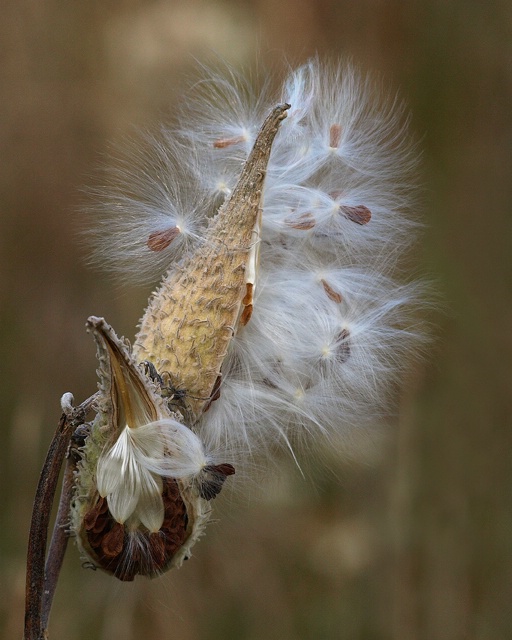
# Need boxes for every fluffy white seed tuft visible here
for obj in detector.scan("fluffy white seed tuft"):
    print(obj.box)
[85,58,426,468]
[97,419,210,531]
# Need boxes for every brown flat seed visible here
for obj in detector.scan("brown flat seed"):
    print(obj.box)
[262,377,278,389]
[340,205,372,225]
[242,282,253,306]
[210,373,222,401]
[336,328,351,363]
[148,533,166,568]
[101,522,125,558]
[129,542,142,566]
[213,134,246,149]
[161,479,188,542]
[284,212,316,230]
[98,498,109,514]
[84,497,108,531]
[199,463,236,501]
[164,535,182,555]
[147,227,181,252]
[83,509,99,532]
[87,531,105,548]
[91,511,110,534]
[240,304,253,326]
[329,124,342,148]
[203,373,222,412]
[321,279,343,303]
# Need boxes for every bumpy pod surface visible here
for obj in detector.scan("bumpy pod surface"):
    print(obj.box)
[133,104,290,422]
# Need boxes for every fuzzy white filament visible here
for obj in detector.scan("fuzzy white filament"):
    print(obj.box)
[87,58,425,467]
[97,419,209,531]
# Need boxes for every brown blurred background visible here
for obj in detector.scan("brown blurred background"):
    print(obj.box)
[1,1,511,638]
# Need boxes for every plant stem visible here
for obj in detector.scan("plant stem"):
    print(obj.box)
[24,393,97,640]
[40,452,77,631]
[24,412,72,640]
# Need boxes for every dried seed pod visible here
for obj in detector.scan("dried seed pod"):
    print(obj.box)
[133,103,289,422]
[71,316,234,580]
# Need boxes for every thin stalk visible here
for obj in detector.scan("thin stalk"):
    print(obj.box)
[24,412,72,640]
[40,451,77,631]
[24,393,97,640]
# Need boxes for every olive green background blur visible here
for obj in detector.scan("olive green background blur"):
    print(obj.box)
[1,1,511,638]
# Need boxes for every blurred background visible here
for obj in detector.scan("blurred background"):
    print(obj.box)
[1,1,511,638]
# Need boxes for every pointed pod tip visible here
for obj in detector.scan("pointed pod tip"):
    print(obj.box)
[86,316,106,332]
[274,103,291,122]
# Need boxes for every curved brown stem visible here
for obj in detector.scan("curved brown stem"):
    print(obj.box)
[24,393,97,640]
[24,412,72,640]
[40,452,77,631]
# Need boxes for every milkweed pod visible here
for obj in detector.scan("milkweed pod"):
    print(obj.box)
[71,316,234,581]
[133,103,290,423]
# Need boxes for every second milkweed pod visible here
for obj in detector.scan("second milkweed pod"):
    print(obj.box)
[71,316,234,581]
[133,103,290,423]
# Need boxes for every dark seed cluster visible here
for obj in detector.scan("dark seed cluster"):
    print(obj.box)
[83,478,189,581]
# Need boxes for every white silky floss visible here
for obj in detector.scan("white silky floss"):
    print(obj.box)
[75,60,425,580]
